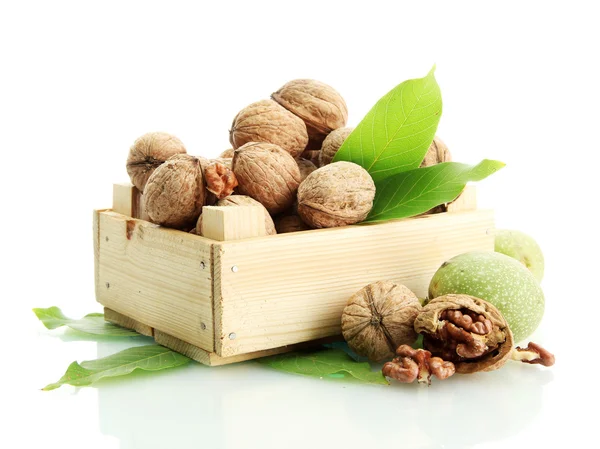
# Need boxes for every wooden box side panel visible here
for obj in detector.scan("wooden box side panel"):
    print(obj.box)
[95,210,215,351]
[214,209,495,357]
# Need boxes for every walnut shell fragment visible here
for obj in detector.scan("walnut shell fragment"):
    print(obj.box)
[232,142,302,215]
[144,154,206,230]
[297,162,375,228]
[320,127,353,166]
[229,99,308,158]
[414,294,514,374]
[126,132,187,191]
[272,79,348,145]
[196,195,276,236]
[420,136,451,168]
[341,281,422,362]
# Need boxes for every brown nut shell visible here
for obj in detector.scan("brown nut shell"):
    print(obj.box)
[229,99,308,158]
[414,294,514,374]
[297,162,375,228]
[274,214,310,233]
[196,195,276,236]
[420,136,451,168]
[126,132,187,191]
[296,158,317,182]
[342,281,422,362]
[232,142,302,215]
[319,127,353,166]
[144,154,206,230]
[300,148,321,166]
[272,79,348,144]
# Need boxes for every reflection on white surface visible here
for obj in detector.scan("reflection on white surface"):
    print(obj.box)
[95,341,553,449]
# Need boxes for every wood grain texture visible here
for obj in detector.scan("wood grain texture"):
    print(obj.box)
[104,307,154,337]
[96,210,215,351]
[154,329,340,366]
[214,209,495,357]
[201,206,267,241]
[112,182,149,221]
[447,185,477,213]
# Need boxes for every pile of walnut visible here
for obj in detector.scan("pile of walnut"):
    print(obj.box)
[341,281,554,385]
[126,80,451,235]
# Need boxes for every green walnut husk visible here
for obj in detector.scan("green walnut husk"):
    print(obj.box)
[414,294,514,374]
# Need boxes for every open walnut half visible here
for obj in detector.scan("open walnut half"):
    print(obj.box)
[414,294,514,374]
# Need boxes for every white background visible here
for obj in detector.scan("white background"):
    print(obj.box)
[2,1,599,448]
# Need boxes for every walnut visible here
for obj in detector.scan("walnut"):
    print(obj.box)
[382,345,456,385]
[320,127,353,166]
[126,132,187,191]
[196,194,276,236]
[297,162,375,228]
[213,157,232,169]
[144,154,206,230]
[420,136,451,167]
[414,294,514,374]
[219,148,235,158]
[341,281,422,362]
[272,79,348,146]
[296,158,317,182]
[232,142,301,215]
[229,99,308,158]
[300,148,321,166]
[274,214,310,233]
[204,161,238,200]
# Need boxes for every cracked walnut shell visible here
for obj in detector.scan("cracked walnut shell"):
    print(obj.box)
[126,132,187,191]
[272,79,348,144]
[414,294,514,374]
[229,99,308,158]
[342,281,422,362]
[232,142,302,215]
[144,154,206,230]
[297,162,375,228]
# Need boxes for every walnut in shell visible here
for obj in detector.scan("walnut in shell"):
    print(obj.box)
[274,214,310,233]
[320,127,353,166]
[219,148,235,158]
[229,99,308,158]
[232,142,302,215]
[144,154,206,230]
[296,158,317,182]
[342,281,422,362]
[300,148,321,166]
[196,195,276,236]
[420,136,451,167]
[414,294,514,374]
[272,79,348,146]
[126,132,187,191]
[297,161,375,228]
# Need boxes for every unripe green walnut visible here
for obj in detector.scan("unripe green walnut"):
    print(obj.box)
[495,229,544,283]
[428,251,544,343]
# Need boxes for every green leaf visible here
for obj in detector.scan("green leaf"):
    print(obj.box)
[333,66,442,182]
[33,306,139,337]
[366,159,505,222]
[42,345,191,391]
[256,348,388,385]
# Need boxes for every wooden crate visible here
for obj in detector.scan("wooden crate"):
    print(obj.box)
[94,183,494,365]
